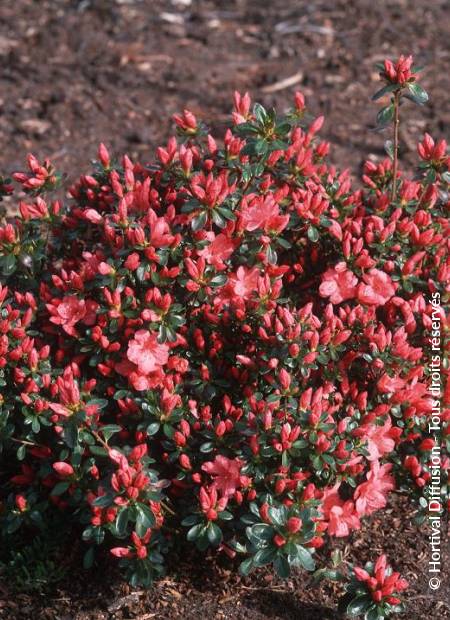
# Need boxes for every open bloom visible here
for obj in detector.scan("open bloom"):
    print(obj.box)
[355,416,396,461]
[354,460,395,516]
[321,483,360,537]
[197,232,238,269]
[240,195,289,233]
[46,295,86,336]
[127,330,169,375]
[202,455,243,497]
[319,262,358,304]
[357,269,395,306]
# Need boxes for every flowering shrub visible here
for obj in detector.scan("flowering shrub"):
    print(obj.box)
[0,55,449,617]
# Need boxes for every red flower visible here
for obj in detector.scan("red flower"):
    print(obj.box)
[202,455,243,498]
[46,295,86,336]
[357,269,395,306]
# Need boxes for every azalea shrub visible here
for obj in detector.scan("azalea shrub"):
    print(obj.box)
[0,55,448,618]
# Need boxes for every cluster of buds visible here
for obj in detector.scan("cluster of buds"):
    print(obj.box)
[382,55,414,85]
[13,154,60,193]
[353,555,409,605]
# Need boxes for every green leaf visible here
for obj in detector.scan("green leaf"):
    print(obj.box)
[89,445,108,457]
[239,557,254,576]
[147,422,160,436]
[101,424,121,440]
[274,554,290,578]
[253,103,268,125]
[407,82,429,105]
[191,211,208,232]
[384,140,394,160]
[63,423,79,449]
[211,210,226,228]
[187,523,204,541]
[268,505,288,527]
[371,83,398,101]
[296,545,315,571]
[347,594,371,616]
[115,508,129,536]
[2,254,17,276]
[365,606,382,620]
[376,105,394,126]
[114,390,130,400]
[206,522,223,546]
[307,226,319,243]
[52,481,70,496]
[83,547,95,569]
[253,547,277,566]
[92,494,113,508]
[181,514,200,527]
[136,504,156,536]
[210,274,227,287]
[250,523,274,541]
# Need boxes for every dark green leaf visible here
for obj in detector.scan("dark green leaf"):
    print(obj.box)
[206,522,223,546]
[347,594,371,616]
[239,557,254,576]
[407,82,429,105]
[191,211,208,232]
[274,554,290,578]
[83,547,95,569]
[376,104,394,127]
[371,83,397,101]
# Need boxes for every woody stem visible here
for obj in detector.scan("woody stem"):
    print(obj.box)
[391,91,400,202]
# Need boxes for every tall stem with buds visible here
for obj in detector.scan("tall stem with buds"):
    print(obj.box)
[372,54,429,204]
[391,91,400,202]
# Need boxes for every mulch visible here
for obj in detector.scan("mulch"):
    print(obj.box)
[0,495,448,619]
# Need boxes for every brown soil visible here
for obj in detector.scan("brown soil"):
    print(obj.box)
[0,1,449,618]
[0,0,449,179]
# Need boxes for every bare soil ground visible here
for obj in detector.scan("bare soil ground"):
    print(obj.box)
[0,0,449,618]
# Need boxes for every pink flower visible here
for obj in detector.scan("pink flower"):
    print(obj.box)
[202,455,243,497]
[198,232,238,269]
[354,461,395,516]
[357,269,395,306]
[377,373,406,394]
[241,195,289,233]
[127,330,169,375]
[321,483,360,537]
[356,416,396,461]
[319,262,358,304]
[46,295,86,336]
[228,266,260,300]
